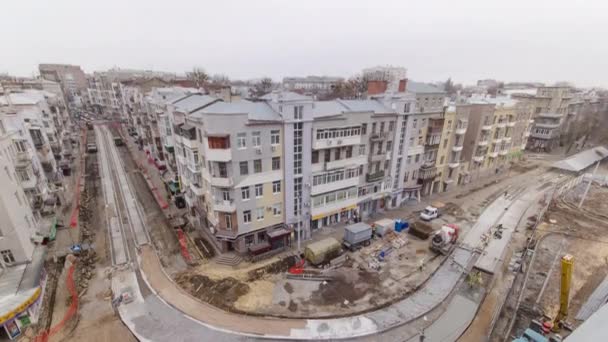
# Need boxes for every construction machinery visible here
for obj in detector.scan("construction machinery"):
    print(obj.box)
[430,224,459,255]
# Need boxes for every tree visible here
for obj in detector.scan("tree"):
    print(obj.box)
[208,74,231,91]
[186,67,209,89]
[250,77,273,98]
[444,78,456,95]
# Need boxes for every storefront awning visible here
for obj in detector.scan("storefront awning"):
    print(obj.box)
[267,228,291,240]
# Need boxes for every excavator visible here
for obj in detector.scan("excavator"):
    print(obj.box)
[513,254,573,342]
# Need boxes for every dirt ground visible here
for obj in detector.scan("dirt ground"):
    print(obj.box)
[508,183,608,338]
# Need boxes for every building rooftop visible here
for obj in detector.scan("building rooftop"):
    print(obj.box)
[0,91,48,106]
[339,99,394,114]
[406,81,445,94]
[172,94,219,113]
[194,100,282,121]
[260,91,312,102]
[551,146,608,173]
[468,94,520,107]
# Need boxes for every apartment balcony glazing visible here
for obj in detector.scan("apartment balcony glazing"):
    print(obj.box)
[207,135,232,162]
[214,199,236,213]
[418,162,437,181]
[369,131,391,142]
[366,170,385,183]
[481,124,493,131]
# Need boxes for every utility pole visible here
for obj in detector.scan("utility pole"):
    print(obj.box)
[578,160,600,208]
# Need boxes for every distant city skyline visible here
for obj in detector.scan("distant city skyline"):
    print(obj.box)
[2,0,607,87]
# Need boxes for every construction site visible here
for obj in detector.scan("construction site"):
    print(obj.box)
[26,121,608,342]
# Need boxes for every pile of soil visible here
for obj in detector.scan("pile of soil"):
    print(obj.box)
[174,272,250,309]
[310,270,380,306]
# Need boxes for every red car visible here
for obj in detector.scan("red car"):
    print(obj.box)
[154,158,167,171]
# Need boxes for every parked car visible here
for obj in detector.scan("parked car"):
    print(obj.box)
[86,143,97,153]
[154,158,167,171]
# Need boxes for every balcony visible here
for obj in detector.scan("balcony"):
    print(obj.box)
[503,136,512,143]
[455,127,467,135]
[488,151,499,158]
[473,155,484,163]
[537,112,562,119]
[507,121,516,127]
[369,151,390,163]
[418,165,437,181]
[191,183,204,196]
[207,148,232,162]
[496,122,507,129]
[478,140,489,147]
[313,135,362,150]
[366,170,385,183]
[20,177,38,190]
[534,122,560,129]
[499,150,509,156]
[452,145,463,152]
[448,161,460,168]
[369,131,390,142]
[214,199,236,213]
[215,228,238,239]
[326,155,367,171]
[312,176,359,196]
[210,176,233,187]
[481,124,493,131]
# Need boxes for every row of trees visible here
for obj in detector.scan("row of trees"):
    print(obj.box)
[186,67,274,99]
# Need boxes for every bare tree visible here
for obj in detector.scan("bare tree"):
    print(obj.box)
[186,67,209,89]
[250,77,273,98]
[208,74,231,91]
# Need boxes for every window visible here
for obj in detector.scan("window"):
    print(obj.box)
[346,146,353,158]
[389,121,395,131]
[222,190,230,201]
[241,187,250,200]
[404,171,409,182]
[359,145,366,155]
[243,210,251,223]
[1,250,15,264]
[380,122,385,133]
[271,130,280,145]
[272,157,281,170]
[404,103,410,113]
[413,119,417,128]
[193,150,199,164]
[255,184,263,197]
[272,181,281,194]
[443,139,448,148]
[256,207,264,221]
[372,123,377,134]
[384,160,390,170]
[361,123,367,135]
[225,214,232,229]
[294,106,303,120]
[409,137,414,146]
[312,150,319,163]
[324,150,331,162]
[415,154,420,163]
[258,232,267,242]
[273,203,282,216]
[218,162,228,177]
[17,169,29,182]
[406,156,411,165]
[239,161,249,175]
[245,235,254,246]
[335,148,341,160]
[237,132,247,149]
[252,131,261,147]
[386,141,393,151]
[254,159,262,173]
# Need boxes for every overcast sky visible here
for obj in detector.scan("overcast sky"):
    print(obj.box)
[2,0,607,87]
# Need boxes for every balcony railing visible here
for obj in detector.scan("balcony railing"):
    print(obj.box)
[369,132,390,141]
[418,166,437,181]
[215,228,238,238]
[366,170,385,183]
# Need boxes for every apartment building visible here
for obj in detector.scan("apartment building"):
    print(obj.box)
[86,73,124,115]
[184,100,287,254]
[39,63,87,100]
[512,86,572,151]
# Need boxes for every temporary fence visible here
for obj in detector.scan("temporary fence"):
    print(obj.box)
[34,262,78,342]
[176,229,192,263]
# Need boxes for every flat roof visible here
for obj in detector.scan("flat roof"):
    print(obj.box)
[566,303,608,341]
[552,146,608,172]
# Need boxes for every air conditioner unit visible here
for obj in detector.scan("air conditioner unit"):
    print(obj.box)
[266,206,273,211]
[255,148,262,155]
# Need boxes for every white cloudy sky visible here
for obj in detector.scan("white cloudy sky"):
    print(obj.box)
[2,0,607,87]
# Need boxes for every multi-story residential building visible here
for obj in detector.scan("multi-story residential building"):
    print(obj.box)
[184,100,288,253]
[282,76,344,95]
[39,64,87,101]
[512,86,572,151]
[86,73,125,115]
[0,91,62,190]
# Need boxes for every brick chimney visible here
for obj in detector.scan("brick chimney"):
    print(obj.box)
[398,79,408,93]
[367,80,388,95]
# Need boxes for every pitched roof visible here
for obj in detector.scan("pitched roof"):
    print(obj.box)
[193,100,281,121]
[551,146,608,172]
[407,81,445,94]
[172,94,219,113]
[339,99,394,114]
[260,91,312,102]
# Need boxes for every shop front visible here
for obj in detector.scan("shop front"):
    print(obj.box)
[311,204,358,230]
